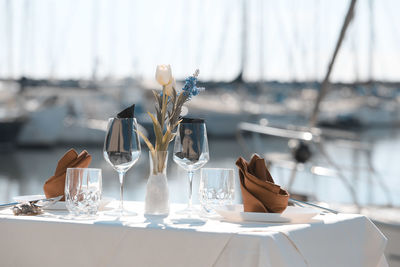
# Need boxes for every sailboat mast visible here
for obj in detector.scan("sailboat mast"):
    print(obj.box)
[236,0,247,83]
[309,0,358,127]
[314,0,320,80]
[368,0,374,82]
[91,0,99,81]
[6,0,13,78]
[259,0,264,83]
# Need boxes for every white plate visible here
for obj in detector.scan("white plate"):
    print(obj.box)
[13,195,113,211]
[215,205,319,223]
[13,195,46,203]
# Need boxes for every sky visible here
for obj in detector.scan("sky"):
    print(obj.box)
[0,0,400,82]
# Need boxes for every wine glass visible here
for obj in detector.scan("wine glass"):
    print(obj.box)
[103,118,141,215]
[173,119,209,214]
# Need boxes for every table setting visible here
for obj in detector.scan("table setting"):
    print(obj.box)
[0,65,388,267]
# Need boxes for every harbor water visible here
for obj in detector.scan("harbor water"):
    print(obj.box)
[1,130,399,207]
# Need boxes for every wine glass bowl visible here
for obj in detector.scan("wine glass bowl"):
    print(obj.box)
[103,150,141,173]
[103,118,141,215]
[173,119,209,214]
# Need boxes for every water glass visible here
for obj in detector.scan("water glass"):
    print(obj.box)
[199,168,235,213]
[65,168,102,216]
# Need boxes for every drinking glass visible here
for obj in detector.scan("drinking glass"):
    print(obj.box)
[65,168,102,217]
[199,168,235,214]
[173,119,209,214]
[103,118,141,215]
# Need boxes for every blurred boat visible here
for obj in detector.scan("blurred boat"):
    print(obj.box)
[0,81,27,147]
[0,77,147,146]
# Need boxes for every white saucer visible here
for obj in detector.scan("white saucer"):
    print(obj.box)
[13,195,113,211]
[214,205,319,223]
[13,195,46,203]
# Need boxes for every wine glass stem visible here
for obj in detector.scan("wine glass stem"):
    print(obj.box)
[118,171,125,213]
[188,170,194,209]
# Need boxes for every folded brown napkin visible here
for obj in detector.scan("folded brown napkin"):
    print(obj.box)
[236,154,289,213]
[117,104,135,118]
[43,149,92,200]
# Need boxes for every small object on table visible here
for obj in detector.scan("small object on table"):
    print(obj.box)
[289,198,339,214]
[12,203,43,216]
[43,149,92,200]
[236,154,289,213]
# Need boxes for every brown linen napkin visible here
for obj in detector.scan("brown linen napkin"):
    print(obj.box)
[236,154,289,213]
[43,149,92,200]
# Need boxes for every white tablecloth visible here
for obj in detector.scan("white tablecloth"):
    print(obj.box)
[0,201,387,267]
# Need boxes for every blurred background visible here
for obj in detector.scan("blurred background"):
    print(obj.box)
[0,0,399,264]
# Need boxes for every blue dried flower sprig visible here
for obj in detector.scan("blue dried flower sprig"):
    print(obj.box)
[182,69,205,98]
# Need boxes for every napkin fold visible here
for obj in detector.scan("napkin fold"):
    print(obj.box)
[236,154,289,213]
[43,149,92,200]
[117,104,135,118]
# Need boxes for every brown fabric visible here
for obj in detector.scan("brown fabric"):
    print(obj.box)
[43,149,92,200]
[236,154,289,213]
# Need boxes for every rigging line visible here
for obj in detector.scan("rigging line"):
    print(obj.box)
[195,0,206,69]
[165,0,181,74]
[368,0,374,82]
[381,0,400,46]
[28,0,36,78]
[0,1,5,77]
[128,0,136,76]
[176,0,191,75]
[381,0,400,77]
[238,0,247,81]
[211,0,233,79]
[180,0,191,75]
[300,2,313,81]
[302,2,313,81]
[259,0,265,82]
[296,1,309,81]
[108,0,117,78]
[291,0,299,81]
[0,1,3,76]
[276,1,295,81]
[20,0,30,77]
[6,0,13,77]
[48,1,56,78]
[314,0,320,80]
[155,0,173,64]
[91,0,100,81]
[52,0,79,79]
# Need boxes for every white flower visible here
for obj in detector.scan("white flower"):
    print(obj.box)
[165,77,176,96]
[155,64,172,86]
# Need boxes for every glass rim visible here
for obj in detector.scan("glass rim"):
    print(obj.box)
[66,167,102,171]
[179,121,205,125]
[180,117,205,123]
[107,117,137,121]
